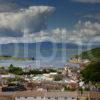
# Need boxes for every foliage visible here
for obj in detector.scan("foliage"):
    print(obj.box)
[42,68,57,74]
[81,62,100,83]
[29,69,42,75]
[8,64,23,75]
[21,68,57,75]
[80,48,100,61]
[54,74,63,81]
[8,76,22,82]
[8,64,57,75]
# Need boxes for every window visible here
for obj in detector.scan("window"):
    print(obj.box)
[65,97,67,99]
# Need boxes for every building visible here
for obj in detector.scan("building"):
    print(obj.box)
[69,57,90,65]
[14,91,77,100]
[0,74,15,79]
[1,91,100,100]
[90,92,100,100]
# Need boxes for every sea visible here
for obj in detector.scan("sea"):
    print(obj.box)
[0,42,98,68]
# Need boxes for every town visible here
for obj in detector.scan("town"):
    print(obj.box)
[0,49,100,100]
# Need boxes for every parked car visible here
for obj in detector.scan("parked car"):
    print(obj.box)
[2,83,26,92]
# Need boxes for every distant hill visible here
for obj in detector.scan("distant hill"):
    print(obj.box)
[0,42,80,58]
[0,42,99,59]
[80,48,100,61]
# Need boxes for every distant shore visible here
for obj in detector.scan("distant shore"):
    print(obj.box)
[0,56,34,61]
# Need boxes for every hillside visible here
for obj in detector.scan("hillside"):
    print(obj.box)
[80,48,100,61]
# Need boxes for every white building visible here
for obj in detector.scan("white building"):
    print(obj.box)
[0,74,15,78]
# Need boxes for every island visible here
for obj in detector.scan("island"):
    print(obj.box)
[0,55,35,61]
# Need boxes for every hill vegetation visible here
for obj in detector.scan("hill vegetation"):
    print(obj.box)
[81,61,100,83]
[80,47,100,84]
[79,48,100,61]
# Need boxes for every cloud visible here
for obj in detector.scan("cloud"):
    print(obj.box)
[83,14,100,20]
[0,6,54,37]
[0,21,100,44]
[75,12,100,20]
[0,0,35,12]
[0,0,21,12]
[73,21,100,44]
[72,0,100,3]
[41,21,100,44]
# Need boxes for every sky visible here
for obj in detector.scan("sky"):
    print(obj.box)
[0,0,100,67]
[0,0,100,45]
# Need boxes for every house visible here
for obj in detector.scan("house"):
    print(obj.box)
[90,92,100,100]
[69,57,90,65]
[0,74,15,79]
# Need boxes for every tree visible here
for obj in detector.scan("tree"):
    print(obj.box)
[8,64,23,75]
[81,62,100,83]
[29,69,42,75]
[54,74,63,81]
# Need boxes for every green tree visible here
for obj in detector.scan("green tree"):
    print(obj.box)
[29,69,42,75]
[81,62,100,83]
[8,64,23,75]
